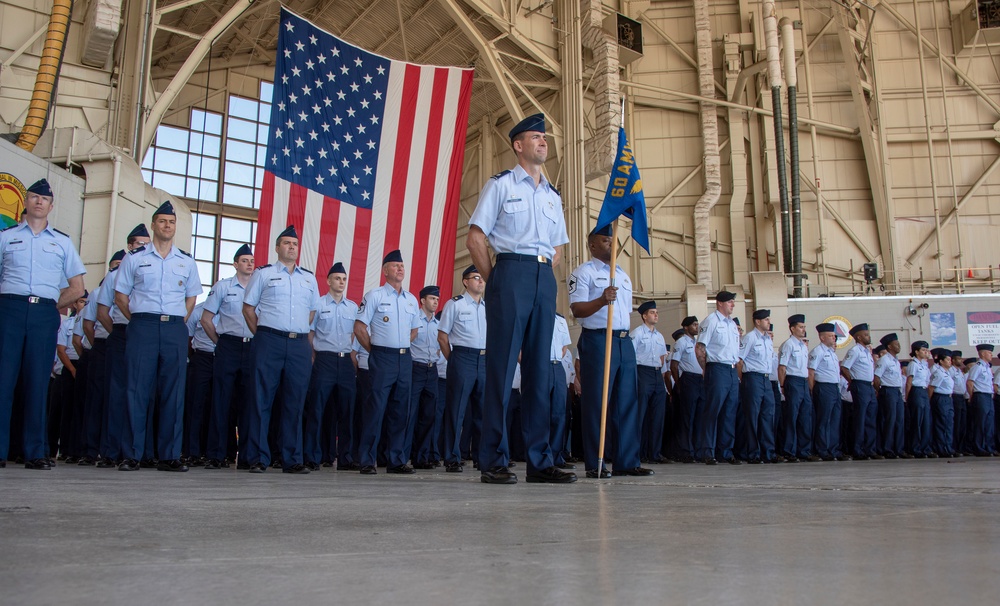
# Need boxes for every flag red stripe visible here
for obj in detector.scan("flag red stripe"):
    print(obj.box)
[315,196,340,296]
[256,171,276,264]
[383,63,420,263]
[409,67,449,292]
[348,207,372,303]
[437,69,475,299]
[286,183,308,266]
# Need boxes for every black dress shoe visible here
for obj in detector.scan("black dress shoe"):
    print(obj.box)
[387,464,415,474]
[118,459,140,471]
[97,458,117,468]
[304,462,321,471]
[836,454,853,461]
[526,466,578,483]
[481,466,517,484]
[723,457,744,465]
[805,455,823,462]
[784,456,799,463]
[271,459,283,469]
[412,461,435,470]
[927,452,939,459]
[445,462,463,473]
[25,458,52,470]
[77,457,96,466]
[249,463,267,473]
[203,459,221,470]
[157,459,189,472]
[0,459,6,468]
[871,454,886,460]
[64,456,78,465]
[612,467,655,476]
[220,460,231,468]
[884,452,898,460]
[898,453,914,459]
[283,464,310,474]
[585,468,611,479]
[766,457,783,463]
[702,457,718,465]
[321,460,334,467]
[748,458,763,464]
[337,463,360,471]
[554,462,576,470]
[237,462,251,470]
[359,465,378,475]
[821,455,835,462]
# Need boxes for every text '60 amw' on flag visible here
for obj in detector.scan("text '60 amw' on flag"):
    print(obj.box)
[594,127,650,254]
[255,7,474,301]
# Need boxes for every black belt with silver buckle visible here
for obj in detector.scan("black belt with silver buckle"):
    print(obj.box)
[413,360,436,367]
[257,325,301,339]
[582,328,629,339]
[371,345,409,355]
[132,312,183,323]
[550,360,561,365]
[317,350,351,358]
[0,293,56,305]
[496,253,552,266]
[453,346,486,355]
[219,333,253,343]
[707,361,737,369]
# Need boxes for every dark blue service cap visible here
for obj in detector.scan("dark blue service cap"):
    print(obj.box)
[382,249,403,264]
[816,323,835,333]
[912,341,929,351]
[153,200,175,217]
[128,223,149,239]
[752,309,770,321]
[930,348,946,358]
[420,285,440,298]
[81,290,89,299]
[682,316,698,327]
[462,265,479,278]
[277,225,298,240]
[788,314,805,325]
[952,350,963,357]
[880,333,898,346]
[637,301,656,315]
[873,344,886,355]
[590,223,613,237]
[977,343,994,352]
[716,291,736,302]
[965,357,978,365]
[327,261,346,276]
[849,323,868,336]
[508,113,545,141]
[234,244,253,262]
[110,249,126,263]
[27,178,53,197]
[672,329,684,341]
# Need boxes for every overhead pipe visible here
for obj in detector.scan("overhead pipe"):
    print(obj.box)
[781,17,802,297]
[692,0,721,287]
[763,1,791,277]
[16,0,74,152]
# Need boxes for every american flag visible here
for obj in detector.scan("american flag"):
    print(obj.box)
[256,7,474,301]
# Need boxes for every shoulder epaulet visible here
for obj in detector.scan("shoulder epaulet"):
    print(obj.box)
[129,245,146,254]
[549,184,560,196]
[255,264,271,270]
[300,267,314,275]
[53,228,70,238]
[178,248,192,258]
[491,170,511,180]
[452,295,462,301]
[1,224,16,232]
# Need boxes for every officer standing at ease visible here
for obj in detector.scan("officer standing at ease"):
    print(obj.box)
[0,178,86,470]
[113,201,201,472]
[695,291,741,465]
[631,301,669,464]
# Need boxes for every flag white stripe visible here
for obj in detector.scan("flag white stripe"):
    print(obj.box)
[267,178,292,266]
[366,61,406,291]
[299,190,324,273]
[424,70,464,290]
[334,200,358,280]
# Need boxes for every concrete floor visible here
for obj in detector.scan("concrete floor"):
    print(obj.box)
[2,459,999,605]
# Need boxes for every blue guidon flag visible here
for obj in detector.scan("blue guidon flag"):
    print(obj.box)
[257,7,474,299]
[594,127,650,253]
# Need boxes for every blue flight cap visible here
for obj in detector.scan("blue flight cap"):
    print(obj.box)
[682,316,698,327]
[110,249,126,264]
[873,344,886,355]
[590,224,613,238]
[952,350,963,358]
[382,249,403,264]
[977,343,994,352]
[816,323,835,333]
[276,225,298,242]
[672,329,684,341]
[637,301,656,315]
[716,291,736,302]
[81,290,89,299]
[849,323,868,336]
[27,178,53,197]
[880,333,898,346]
[234,244,253,262]
[788,314,806,326]
[420,285,440,298]
[327,261,346,276]
[462,265,479,278]
[508,113,545,141]
[753,309,770,320]
[912,340,929,351]
[128,224,149,239]
[153,200,175,217]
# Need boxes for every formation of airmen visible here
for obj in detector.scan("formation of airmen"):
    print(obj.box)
[4,114,1000,478]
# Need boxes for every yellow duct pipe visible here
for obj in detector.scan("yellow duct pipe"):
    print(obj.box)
[16,0,74,153]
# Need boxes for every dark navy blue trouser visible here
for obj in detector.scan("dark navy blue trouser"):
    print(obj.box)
[696,362,739,461]
[359,347,413,468]
[246,329,311,468]
[82,339,107,459]
[812,382,840,458]
[304,351,356,465]
[579,330,640,472]
[548,361,569,466]
[676,372,703,458]
[184,349,214,458]
[124,314,188,462]
[877,386,905,455]
[930,392,954,455]
[102,324,130,461]
[907,386,932,455]
[207,335,252,462]
[435,377,447,460]
[736,371,775,461]
[849,380,878,456]
[480,256,557,471]
[0,297,60,461]
[636,365,667,461]
[781,376,814,457]
[952,393,967,454]
[443,347,486,465]
[968,393,993,454]
[352,368,371,463]
[408,361,438,464]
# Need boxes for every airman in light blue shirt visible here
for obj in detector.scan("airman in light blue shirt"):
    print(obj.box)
[311,292,359,353]
[438,291,486,350]
[114,244,201,317]
[187,303,216,353]
[808,341,841,384]
[356,282,421,349]
[697,309,740,365]
[243,262,320,334]
[739,325,773,374]
[0,220,85,302]
[567,258,632,330]
[203,275,253,338]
